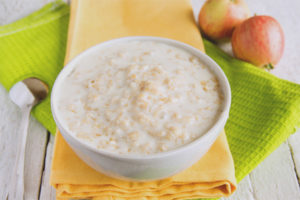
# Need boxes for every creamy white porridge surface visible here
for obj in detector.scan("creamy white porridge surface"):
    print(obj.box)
[58,40,223,155]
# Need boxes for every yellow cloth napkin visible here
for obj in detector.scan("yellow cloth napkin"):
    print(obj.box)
[50,0,236,199]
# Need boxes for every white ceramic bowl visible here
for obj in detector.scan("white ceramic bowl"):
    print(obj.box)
[51,36,231,181]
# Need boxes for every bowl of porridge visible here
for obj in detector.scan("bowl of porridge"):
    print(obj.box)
[51,36,231,181]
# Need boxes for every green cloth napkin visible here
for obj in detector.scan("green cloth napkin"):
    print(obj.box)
[0,1,69,134]
[1,0,300,190]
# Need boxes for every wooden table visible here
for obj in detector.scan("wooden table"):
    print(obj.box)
[0,0,299,199]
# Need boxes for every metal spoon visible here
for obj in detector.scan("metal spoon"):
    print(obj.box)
[7,78,48,200]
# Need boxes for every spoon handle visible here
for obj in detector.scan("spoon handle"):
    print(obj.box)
[9,105,32,200]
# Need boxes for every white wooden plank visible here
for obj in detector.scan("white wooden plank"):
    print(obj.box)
[39,135,56,200]
[249,142,300,200]
[0,0,55,25]
[190,0,204,23]
[289,132,300,183]
[0,85,48,199]
[0,85,22,200]
[0,0,69,25]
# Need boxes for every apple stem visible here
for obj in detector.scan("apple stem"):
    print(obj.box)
[265,63,274,70]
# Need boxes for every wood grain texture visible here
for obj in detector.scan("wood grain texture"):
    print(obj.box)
[289,134,300,183]
[249,142,300,200]
[0,0,299,199]
[39,135,56,200]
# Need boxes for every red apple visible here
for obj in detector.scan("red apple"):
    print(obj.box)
[198,0,250,41]
[232,16,285,69]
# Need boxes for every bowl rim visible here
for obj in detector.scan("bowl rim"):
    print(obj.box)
[51,36,231,161]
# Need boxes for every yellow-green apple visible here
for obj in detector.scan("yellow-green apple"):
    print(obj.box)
[232,15,285,69]
[198,0,250,41]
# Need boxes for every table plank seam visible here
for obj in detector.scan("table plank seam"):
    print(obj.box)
[245,175,257,200]
[248,177,257,200]
[249,175,260,200]
[288,141,300,186]
[39,134,56,200]
[38,132,51,200]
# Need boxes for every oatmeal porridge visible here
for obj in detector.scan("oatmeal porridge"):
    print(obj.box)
[57,40,223,155]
